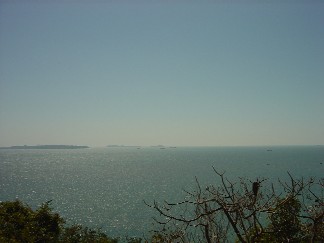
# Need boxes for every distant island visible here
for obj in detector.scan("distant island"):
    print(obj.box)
[0,145,89,149]
[106,145,141,148]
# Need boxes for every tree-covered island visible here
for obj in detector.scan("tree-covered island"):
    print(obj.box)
[0,145,89,149]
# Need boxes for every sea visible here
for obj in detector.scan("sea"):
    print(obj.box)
[0,146,323,238]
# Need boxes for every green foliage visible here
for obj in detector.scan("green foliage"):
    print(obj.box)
[245,197,306,242]
[125,236,143,243]
[149,231,185,243]
[150,233,165,243]
[0,200,117,243]
[268,197,303,242]
[0,200,64,243]
[60,225,118,243]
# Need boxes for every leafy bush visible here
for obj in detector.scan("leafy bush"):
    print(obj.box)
[0,200,118,243]
[0,200,64,242]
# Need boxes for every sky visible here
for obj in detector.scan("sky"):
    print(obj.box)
[0,1,323,147]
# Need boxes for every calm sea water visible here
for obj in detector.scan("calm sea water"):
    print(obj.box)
[0,146,323,238]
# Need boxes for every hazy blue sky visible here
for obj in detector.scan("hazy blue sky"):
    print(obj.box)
[0,1,323,147]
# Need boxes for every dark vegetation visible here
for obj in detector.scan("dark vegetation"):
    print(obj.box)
[0,200,118,243]
[1,169,323,242]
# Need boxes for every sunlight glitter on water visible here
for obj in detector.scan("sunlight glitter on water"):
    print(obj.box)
[1,146,323,237]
